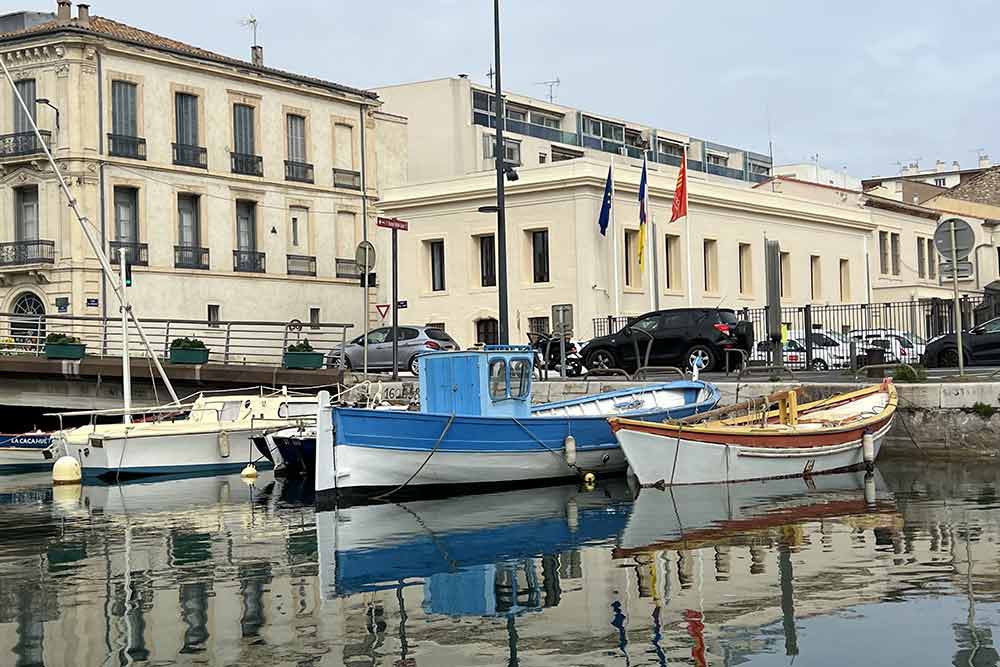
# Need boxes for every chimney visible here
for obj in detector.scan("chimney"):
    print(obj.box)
[935,159,945,172]
[77,3,90,25]
[251,45,263,67]
[56,0,71,22]
[953,160,961,170]
[979,154,991,169]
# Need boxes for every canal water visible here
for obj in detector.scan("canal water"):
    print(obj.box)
[1,460,998,666]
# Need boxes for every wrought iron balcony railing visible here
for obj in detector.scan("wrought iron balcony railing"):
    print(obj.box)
[335,257,361,279]
[233,249,266,273]
[332,168,362,190]
[231,152,264,177]
[108,134,147,160]
[174,245,209,270]
[0,131,51,158]
[286,254,317,276]
[284,160,314,183]
[173,143,208,169]
[0,240,55,267]
[109,241,148,266]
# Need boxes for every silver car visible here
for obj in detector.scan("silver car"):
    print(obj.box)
[328,325,459,374]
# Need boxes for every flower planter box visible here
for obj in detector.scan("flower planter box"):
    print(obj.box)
[283,351,324,369]
[169,347,210,365]
[45,343,86,360]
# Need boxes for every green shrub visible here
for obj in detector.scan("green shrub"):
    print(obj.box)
[45,333,82,345]
[170,337,206,350]
[971,402,996,419]
[892,364,927,383]
[287,339,314,353]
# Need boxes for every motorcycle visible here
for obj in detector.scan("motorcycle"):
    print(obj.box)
[526,332,583,377]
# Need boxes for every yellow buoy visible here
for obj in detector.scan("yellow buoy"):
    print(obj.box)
[240,464,258,480]
[52,456,81,485]
[582,471,597,490]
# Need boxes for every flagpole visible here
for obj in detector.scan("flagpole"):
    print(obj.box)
[611,160,620,317]
[684,145,694,306]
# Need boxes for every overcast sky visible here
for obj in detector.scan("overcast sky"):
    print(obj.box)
[25,0,1000,178]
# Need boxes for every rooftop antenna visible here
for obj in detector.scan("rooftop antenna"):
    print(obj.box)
[534,77,560,103]
[241,14,259,47]
[486,66,495,88]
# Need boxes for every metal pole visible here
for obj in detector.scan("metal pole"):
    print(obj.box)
[119,249,132,425]
[950,219,965,377]
[391,228,399,380]
[683,146,694,306]
[493,0,510,345]
[0,56,180,405]
[559,328,567,379]
[360,104,370,376]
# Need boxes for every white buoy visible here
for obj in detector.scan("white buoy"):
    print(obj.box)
[564,435,577,466]
[862,432,875,465]
[241,464,258,480]
[52,456,81,485]
[566,498,579,531]
[864,472,876,509]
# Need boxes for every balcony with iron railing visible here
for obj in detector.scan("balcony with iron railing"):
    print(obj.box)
[473,111,581,146]
[174,245,209,270]
[173,143,207,169]
[332,168,362,190]
[107,134,147,160]
[0,131,51,159]
[109,241,148,266]
[284,160,314,183]
[0,240,55,267]
[335,257,361,279]
[231,152,264,177]
[233,249,265,273]
[286,254,316,277]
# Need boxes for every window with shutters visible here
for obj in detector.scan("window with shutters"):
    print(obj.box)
[111,81,138,136]
[428,240,446,292]
[233,104,255,155]
[479,234,496,287]
[177,194,200,247]
[236,201,257,252]
[175,93,198,145]
[13,79,35,133]
[113,187,138,242]
[287,114,306,162]
[839,259,851,301]
[14,186,39,241]
[890,232,900,276]
[810,255,822,299]
[532,229,550,283]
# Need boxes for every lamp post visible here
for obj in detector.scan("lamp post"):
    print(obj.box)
[34,97,59,130]
[493,0,510,345]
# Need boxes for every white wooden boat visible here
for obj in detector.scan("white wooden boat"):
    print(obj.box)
[0,432,55,471]
[610,382,897,486]
[55,392,317,479]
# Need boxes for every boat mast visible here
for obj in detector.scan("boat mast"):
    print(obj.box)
[118,249,132,424]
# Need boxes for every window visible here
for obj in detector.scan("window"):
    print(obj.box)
[664,234,681,290]
[878,231,890,274]
[479,234,496,287]
[111,81,138,137]
[429,239,446,291]
[207,304,220,328]
[287,114,306,162]
[702,239,718,292]
[426,322,446,332]
[917,238,926,278]
[530,111,560,128]
[581,116,624,142]
[13,79,35,133]
[14,186,39,242]
[810,255,822,299]
[538,152,547,164]
[472,90,495,114]
[477,318,499,346]
[483,134,521,165]
[236,200,257,251]
[658,140,683,157]
[528,317,550,334]
[840,258,850,301]
[890,232,900,275]
[934,177,946,187]
[532,230,550,283]
[233,103,255,155]
[177,194,200,247]
[174,93,199,145]
[738,243,752,295]
[509,359,531,399]
[750,162,771,176]
[632,314,661,334]
[779,251,791,298]
[113,187,138,242]
[489,359,507,400]
[624,229,640,288]
[551,146,582,162]
[506,107,527,123]
[309,307,320,330]
[706,153,728,166]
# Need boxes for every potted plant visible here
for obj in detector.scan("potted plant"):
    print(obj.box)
[44,333,86,360]
[283,338,324,369]
[169,337,210,365]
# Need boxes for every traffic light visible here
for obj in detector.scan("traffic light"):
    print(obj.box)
[124,261,133,288]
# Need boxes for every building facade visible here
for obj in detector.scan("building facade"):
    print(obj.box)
[863,156,994,204]
[0,2,396,332]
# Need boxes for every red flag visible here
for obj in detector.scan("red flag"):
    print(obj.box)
[670,154,688,222]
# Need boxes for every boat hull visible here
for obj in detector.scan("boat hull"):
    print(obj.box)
[0,446,54,472]
[616,417,892,486]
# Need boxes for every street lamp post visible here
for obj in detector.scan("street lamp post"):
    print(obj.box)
[493,0,510,345]
[34,97,60,130]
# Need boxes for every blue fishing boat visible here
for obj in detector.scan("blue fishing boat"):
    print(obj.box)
[0,432,55,472]
[315,346,719,503]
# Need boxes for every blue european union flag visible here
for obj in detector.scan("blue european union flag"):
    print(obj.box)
[598,165,613,236]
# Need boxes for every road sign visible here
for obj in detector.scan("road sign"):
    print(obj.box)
[86,298,99,307]
[397,300,408,309]
[355,241,376,272]
[377,217,409,231]
[934,217,975,262]
[552,304,574,336]
[376,304,390,319]
[939,260,974,281]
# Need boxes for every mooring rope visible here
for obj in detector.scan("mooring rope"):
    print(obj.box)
[373,414,456,500]
[510,416,580,474]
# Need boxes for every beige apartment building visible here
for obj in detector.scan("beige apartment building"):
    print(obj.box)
[373,77,982,346]
[0,1,402,330]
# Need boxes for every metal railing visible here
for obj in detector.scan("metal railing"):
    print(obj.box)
[473,112,581,146]
[172,143,207,168]
[231,152,263,177]
[0,311,353,367]
[335,258,361,279]
[0,240,55,267]
[109,241,148,266]
[107,134,147,160]
[233,250,266,273]
[749,172,771,184]
[592,314,638,338]
[655,152,683,167]
[287,254,316,277]
[284,160,314,183]
[332,168,362,190]
[0,130,51,158]
[174,245,209,270]
[706,163,746,180]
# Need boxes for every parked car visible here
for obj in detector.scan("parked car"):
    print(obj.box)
[327,325,459,374]
[750,335,850,370]
[924,317,1000,367]
[847,329,925,365]
[580,308,754,373]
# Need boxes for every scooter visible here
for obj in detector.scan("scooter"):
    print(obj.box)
[527,332,583,377]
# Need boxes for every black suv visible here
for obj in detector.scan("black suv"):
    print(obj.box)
[581,308,754,373]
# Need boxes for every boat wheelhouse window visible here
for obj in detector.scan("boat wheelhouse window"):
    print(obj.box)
[208,401,241,421]
[489,359,507,401]
[278,402,314,418]
[509,359,531,399]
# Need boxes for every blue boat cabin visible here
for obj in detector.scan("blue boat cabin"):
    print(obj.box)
[418,346,534,418]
